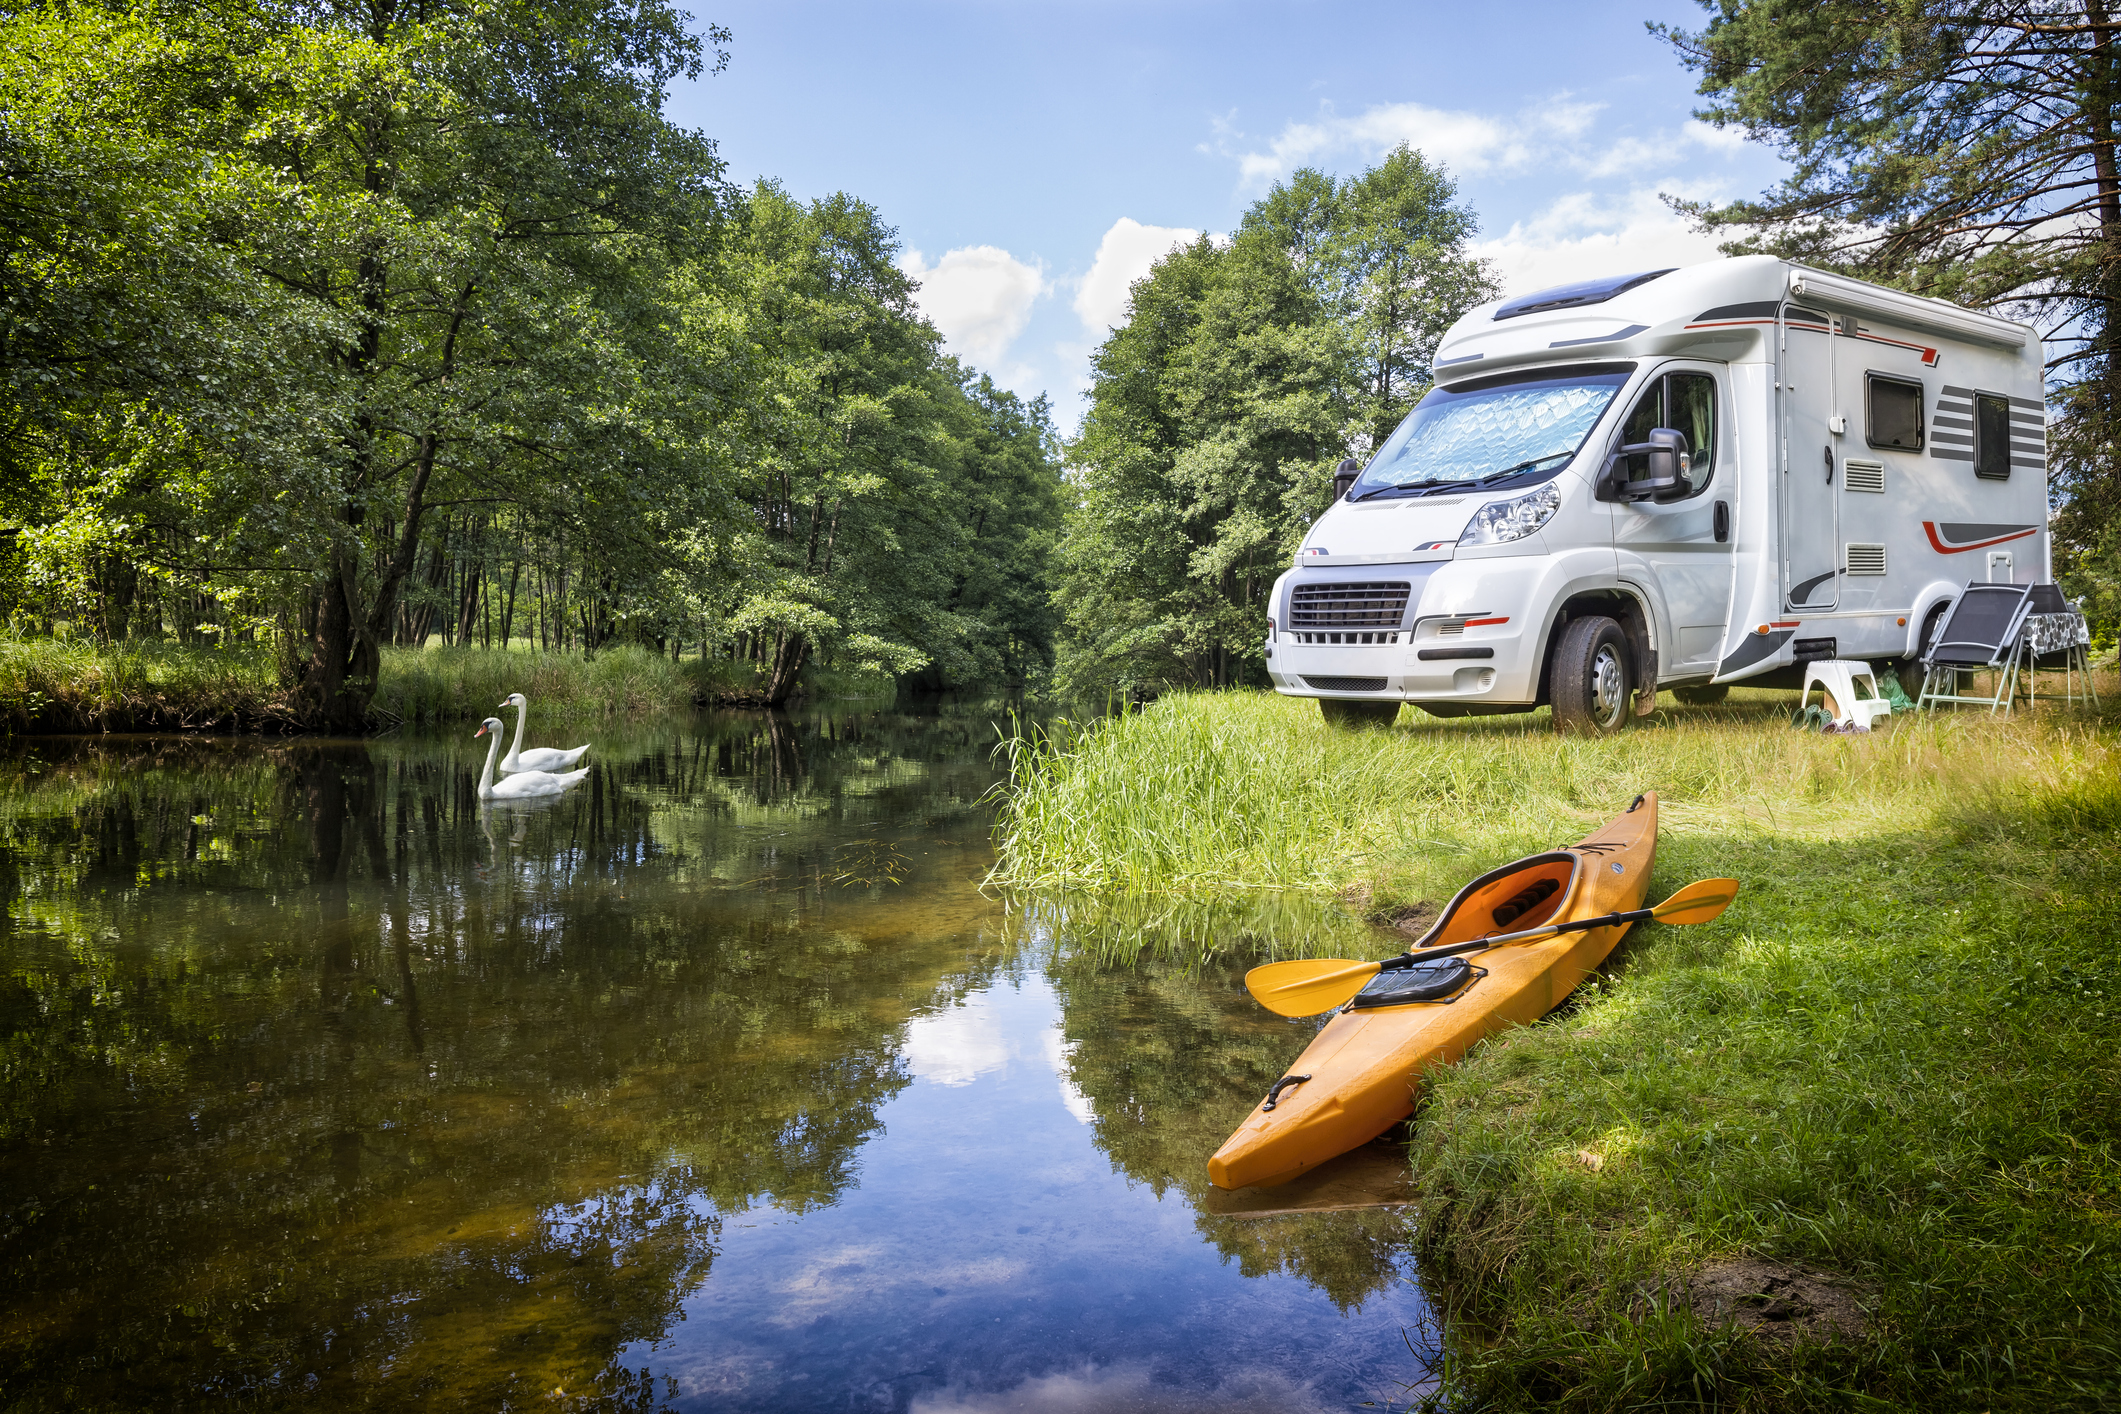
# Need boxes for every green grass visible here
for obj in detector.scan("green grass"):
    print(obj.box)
[0,638,286,732]
[0,639,903,732]
[373,643,698,723]
[992,688,2121,1411]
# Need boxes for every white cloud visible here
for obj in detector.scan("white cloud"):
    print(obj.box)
[900,244,1048,371]
[901,1002,1010,1087]
[911,1363,1337,1414]
[1074,217,1200,334]
[1471,185,1729,300]
[1231,95,1603,187]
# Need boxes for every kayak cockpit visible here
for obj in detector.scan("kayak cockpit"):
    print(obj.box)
[1403,850,1581,953]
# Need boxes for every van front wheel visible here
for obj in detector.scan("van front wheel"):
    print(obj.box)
[1550,616,1633,736]
[1319,698,1401,729]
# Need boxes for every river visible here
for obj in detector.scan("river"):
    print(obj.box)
[0,704,1433,1411]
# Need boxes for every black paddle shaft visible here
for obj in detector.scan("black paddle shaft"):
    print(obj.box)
[1380,905,1654,970]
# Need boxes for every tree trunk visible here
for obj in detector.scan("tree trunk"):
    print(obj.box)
[764,632,808,704]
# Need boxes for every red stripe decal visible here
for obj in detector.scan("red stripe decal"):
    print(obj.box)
[1922,522,2039,554]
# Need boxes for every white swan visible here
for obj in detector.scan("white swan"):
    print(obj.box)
[497,692,590,774]
[474,717,590,799]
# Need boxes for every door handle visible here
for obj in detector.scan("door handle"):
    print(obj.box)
[1823,445,1834,484]
[1713,500,1730,543]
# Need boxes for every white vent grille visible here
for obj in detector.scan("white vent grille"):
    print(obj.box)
[1845,543,1887,575]
[1843,460,1885,493]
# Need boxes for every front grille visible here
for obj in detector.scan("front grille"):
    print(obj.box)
[1291,580,1411,631]
[1294,630,1402,645]
[1301,675,1390,692]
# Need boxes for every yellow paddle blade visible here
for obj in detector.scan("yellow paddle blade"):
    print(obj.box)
[1647,877,1740,926]
[1243,958,1383,1018]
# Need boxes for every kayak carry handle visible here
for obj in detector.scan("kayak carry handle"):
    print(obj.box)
[1261,1074,1312,1111]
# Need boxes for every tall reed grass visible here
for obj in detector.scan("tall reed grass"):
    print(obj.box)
[991,688,2117,915]
[373,644,696,723]
[0,639,287,732]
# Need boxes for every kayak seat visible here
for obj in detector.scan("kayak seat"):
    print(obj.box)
[1406,851,1580,953]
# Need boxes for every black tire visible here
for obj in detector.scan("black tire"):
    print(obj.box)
[1549,616,1633,736]
[1898,603,1948,701]
[1319,698,1401,729]
[1672,683,1730,705]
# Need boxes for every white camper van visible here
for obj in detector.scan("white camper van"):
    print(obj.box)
[1267,255,2050,731]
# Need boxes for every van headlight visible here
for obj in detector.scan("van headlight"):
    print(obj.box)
[1458,483,1561,546]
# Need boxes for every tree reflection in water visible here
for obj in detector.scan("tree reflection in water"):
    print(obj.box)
[1022,890,1423,1313]
[0,709,1009,1409]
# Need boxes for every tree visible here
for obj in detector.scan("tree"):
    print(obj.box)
[1657,0,2121,632]
[689,182,1065,703]
[1057,153,1494,695]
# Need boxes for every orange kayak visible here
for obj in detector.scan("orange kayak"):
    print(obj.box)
[1208,792,1658,1190]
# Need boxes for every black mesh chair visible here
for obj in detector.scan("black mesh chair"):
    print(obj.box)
[1917,582,2036,715]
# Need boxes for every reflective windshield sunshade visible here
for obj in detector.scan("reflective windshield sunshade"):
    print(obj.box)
[1353,365,1632,500]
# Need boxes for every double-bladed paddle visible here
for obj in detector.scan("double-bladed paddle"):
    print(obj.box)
[1243,877,1740,1018]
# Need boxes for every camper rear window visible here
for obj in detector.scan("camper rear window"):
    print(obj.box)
[1350,364,1634,500]
[1866,375,1923,451]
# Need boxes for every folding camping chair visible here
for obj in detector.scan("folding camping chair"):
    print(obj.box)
[1916,582,2037,715]
[2012,583,2098,709]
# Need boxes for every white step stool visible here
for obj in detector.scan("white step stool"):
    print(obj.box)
[1799,660,1893,730]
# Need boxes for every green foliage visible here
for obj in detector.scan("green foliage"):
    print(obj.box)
[0,1,1065,728]
[1057,148,1495,697]
[1655,1,2121,640]
[683,184,1067,700]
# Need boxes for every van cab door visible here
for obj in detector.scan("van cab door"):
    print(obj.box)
[1609,363,1736,674]
[1779,304,1840,611]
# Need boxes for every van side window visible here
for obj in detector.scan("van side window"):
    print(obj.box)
[1665,373,1715,493]
[1866,375,1923,451]
[1615,373,1715,497]
[1974,392,2012,479]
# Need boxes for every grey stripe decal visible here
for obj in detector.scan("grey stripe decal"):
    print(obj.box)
[1549,324,1648,348]
[1789,569,1839,606]
[2010,457,2046,469]
[1931,448,1975,461]
[2010,395,2042,409]
[1942,385,1975,397]
[1693,301,1780,321]
[1717,628,1793,678]
[1936,522,2039,546]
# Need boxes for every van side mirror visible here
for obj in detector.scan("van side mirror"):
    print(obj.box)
[1597,428,1690,503]
[1332,457,1361,501]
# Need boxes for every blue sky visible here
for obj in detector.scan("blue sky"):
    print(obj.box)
[665,0,1790,431]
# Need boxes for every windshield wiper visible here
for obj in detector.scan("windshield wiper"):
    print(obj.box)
[1351,478,1477,502]
[1477,450,1575,484]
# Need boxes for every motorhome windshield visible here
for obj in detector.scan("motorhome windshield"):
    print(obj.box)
[1351,365,1634,500]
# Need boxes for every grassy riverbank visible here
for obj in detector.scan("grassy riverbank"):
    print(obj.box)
[0,640,897,733]
[994,690,2121,1412]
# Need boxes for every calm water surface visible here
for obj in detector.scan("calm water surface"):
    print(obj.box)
[0,707,1431,1411]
